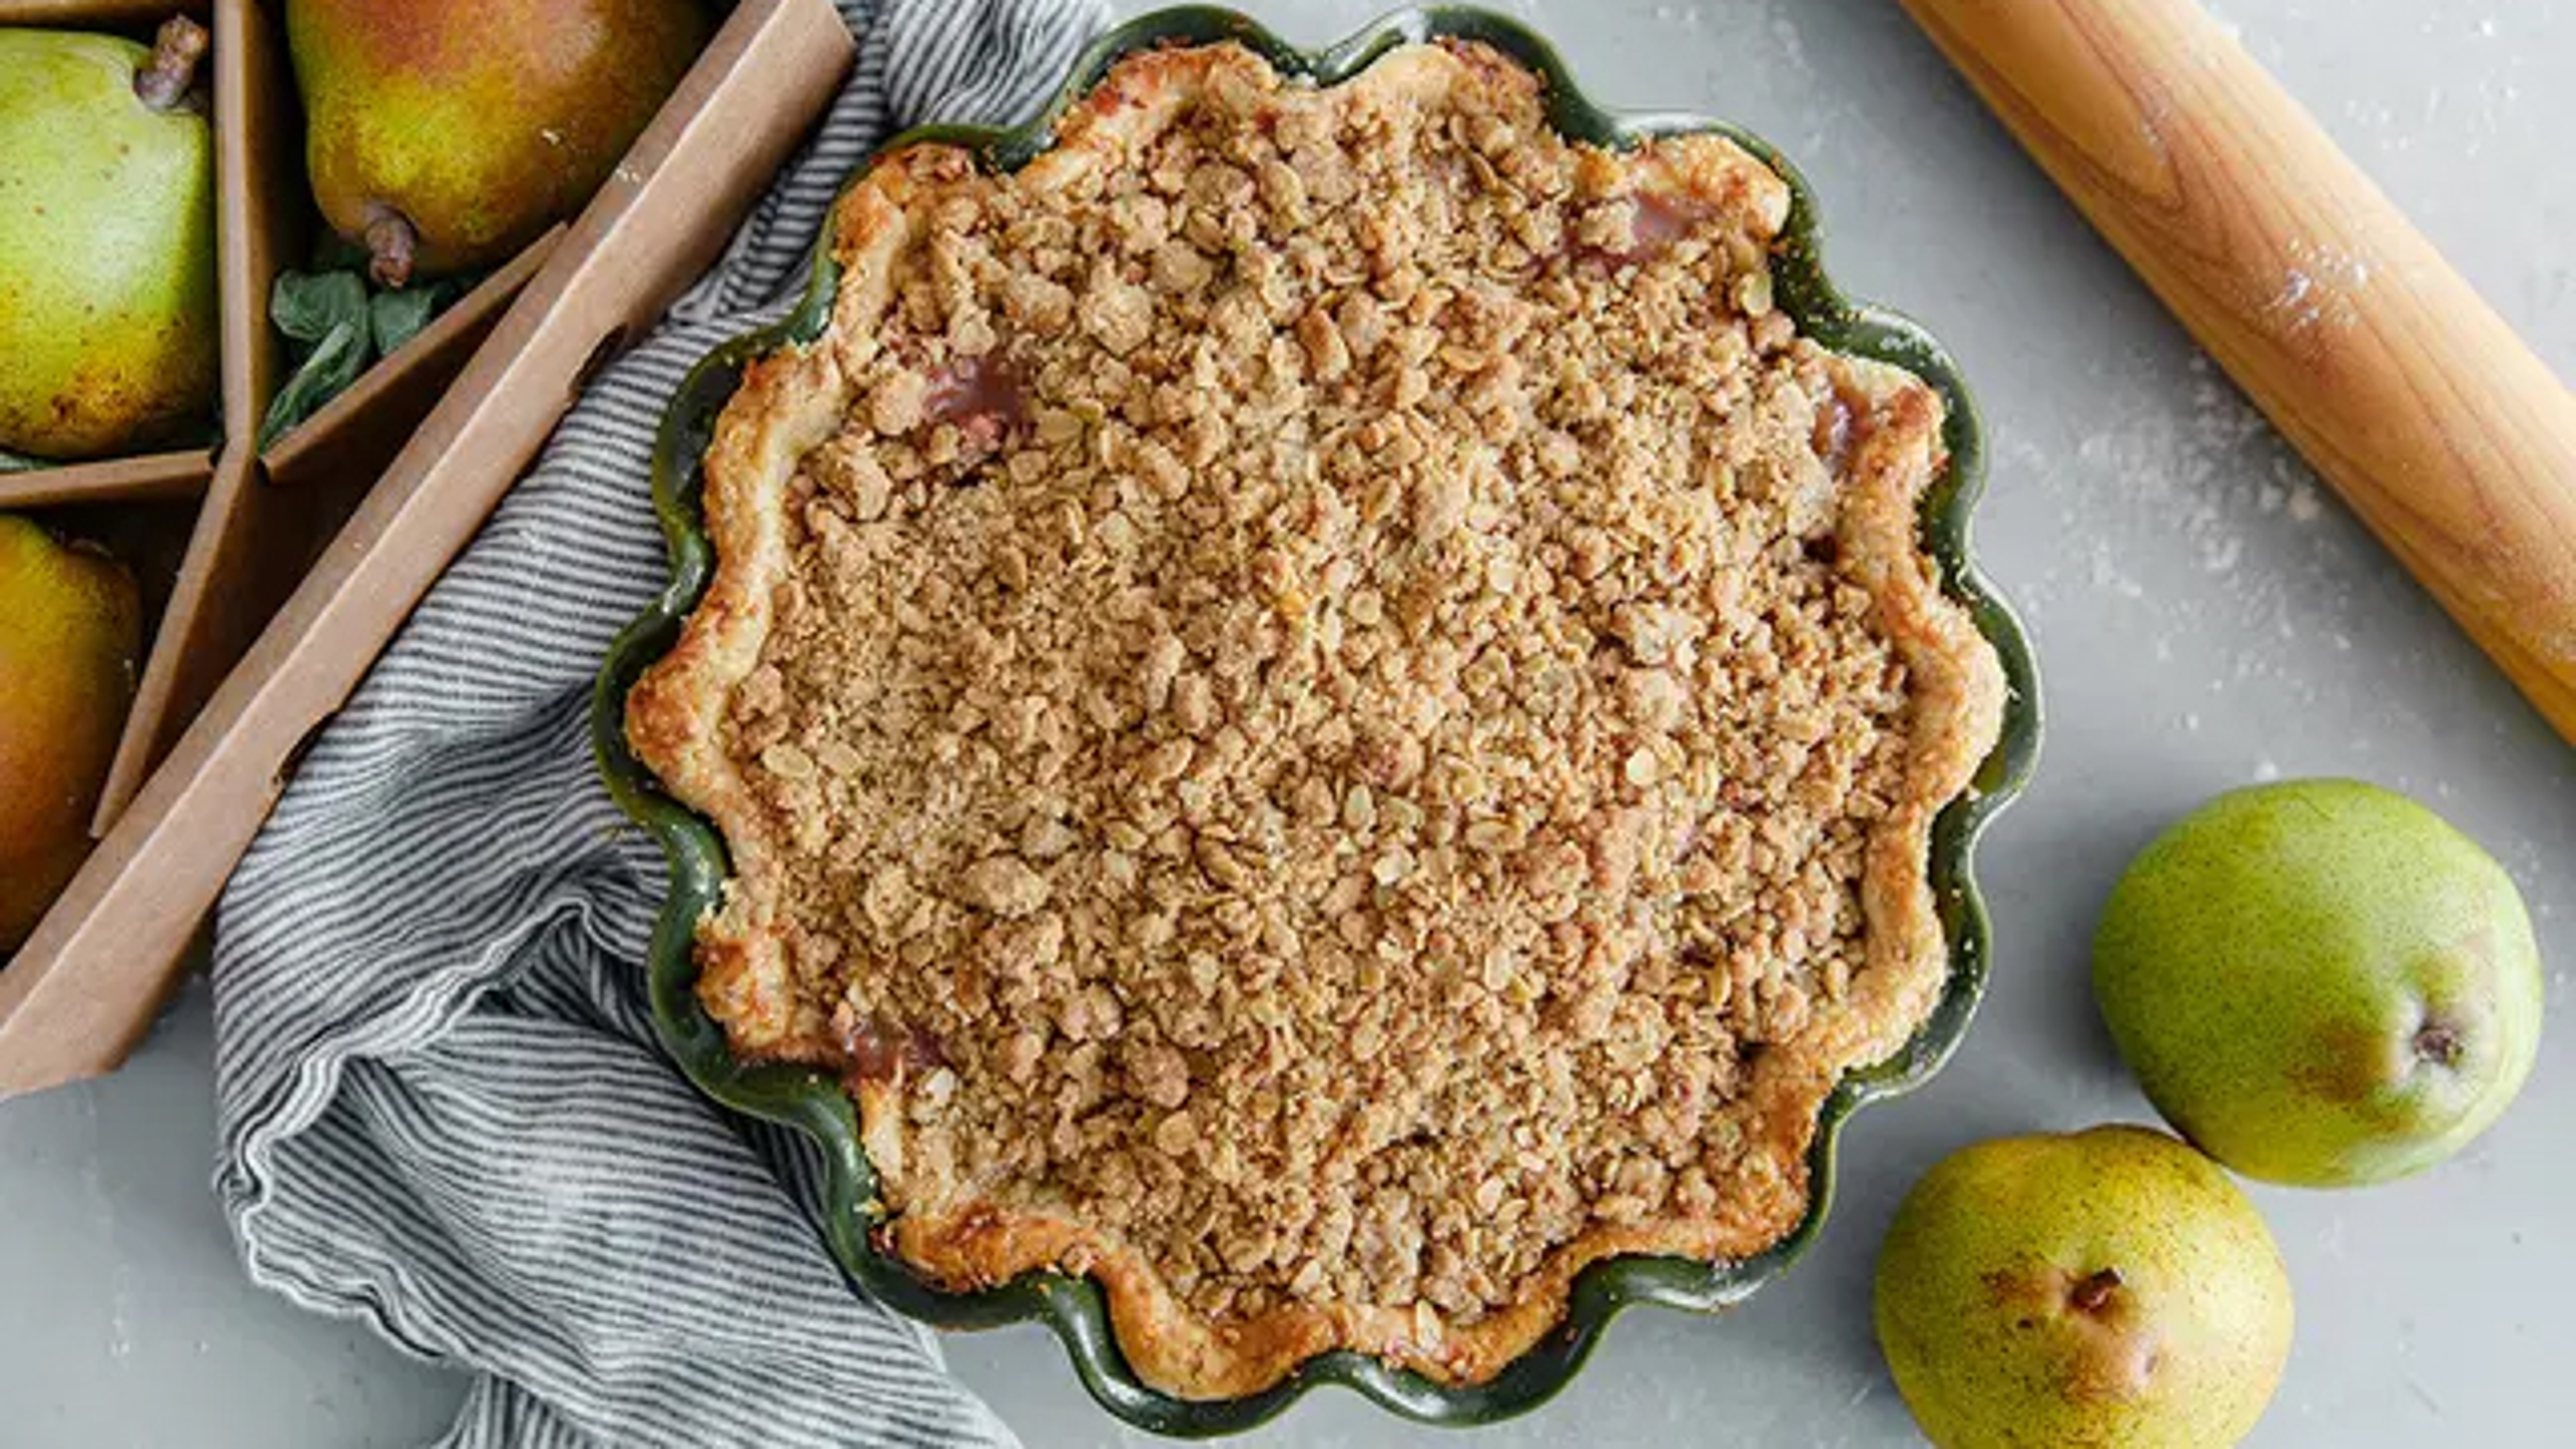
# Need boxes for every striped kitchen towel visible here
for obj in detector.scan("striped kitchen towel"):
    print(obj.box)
[209,2,1106,1446]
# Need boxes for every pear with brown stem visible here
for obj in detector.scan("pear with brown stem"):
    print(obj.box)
[287,0,711,288]
[2094,779,2544,1187]
[1874,1126,2294,1448]
[0,18,219,460]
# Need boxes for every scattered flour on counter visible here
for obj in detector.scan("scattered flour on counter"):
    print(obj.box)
[2341,94,2420,155]
[70,1090,142,1365]
[2089,541,2147,600]
[1767,11,1809,74]
[2314,1213,2347,1263]
[1998,338,2381,735]
[2074,360,2279,592]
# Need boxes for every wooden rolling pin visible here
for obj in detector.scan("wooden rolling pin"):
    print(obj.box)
[1894,0,2576,744]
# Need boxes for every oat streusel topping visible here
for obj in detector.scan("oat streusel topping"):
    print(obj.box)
[629,37,2006,1399]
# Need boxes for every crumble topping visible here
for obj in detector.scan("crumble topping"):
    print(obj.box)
[631,36,2006,1398]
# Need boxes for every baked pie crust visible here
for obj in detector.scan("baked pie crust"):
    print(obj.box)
[628,37,2006,1401]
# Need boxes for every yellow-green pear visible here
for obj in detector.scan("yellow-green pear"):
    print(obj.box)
[0,20,219,460]
[2094,779,2544,1187]
[0,514,144,949]
[287,0,710,286]
[1875,1126,2294,1449]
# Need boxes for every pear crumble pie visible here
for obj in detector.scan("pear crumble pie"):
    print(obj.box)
[626,36,2006,1400]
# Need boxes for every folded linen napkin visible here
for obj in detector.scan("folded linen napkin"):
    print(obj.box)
[210,2,1106,1444]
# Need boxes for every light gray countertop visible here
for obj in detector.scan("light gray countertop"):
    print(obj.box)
[3,0,2567,1444]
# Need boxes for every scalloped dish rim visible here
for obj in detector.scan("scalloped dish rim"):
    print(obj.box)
[590,5,2042,1436]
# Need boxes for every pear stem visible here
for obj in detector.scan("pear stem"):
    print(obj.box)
[365,211,421,289]
[134,17,211,114]
[2414,1020,2464,1067]
[2069,1267,2125,1315]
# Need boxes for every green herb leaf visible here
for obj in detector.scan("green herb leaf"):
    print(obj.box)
[371,282,442,356]
[269,270,370,344]
[256,313,370,452]
[374,274,479,356]
[258,265,483,452]
[0,447,50,474]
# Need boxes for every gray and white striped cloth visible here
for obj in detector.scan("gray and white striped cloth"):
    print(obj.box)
[210,2,1106,1444]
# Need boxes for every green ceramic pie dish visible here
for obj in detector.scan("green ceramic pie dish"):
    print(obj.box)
[592,5,2041,1436]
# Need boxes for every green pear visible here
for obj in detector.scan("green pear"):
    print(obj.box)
[0,514,144,951]
[2094,779,2544,1187]
[0,19,219,461]
[287,0,711,287]
[1875,1126,2294,1449]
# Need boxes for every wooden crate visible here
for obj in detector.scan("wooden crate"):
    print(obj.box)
[0,0,855,1095]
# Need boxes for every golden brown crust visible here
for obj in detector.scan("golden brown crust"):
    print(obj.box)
[629,38,2004,1400]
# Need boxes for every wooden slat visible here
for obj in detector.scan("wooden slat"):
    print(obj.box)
[0,452,210,509]
[92,0,305,828]
[93,441,373,833]
[219,0,301,453]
